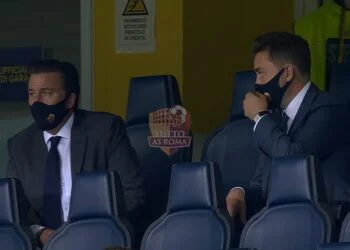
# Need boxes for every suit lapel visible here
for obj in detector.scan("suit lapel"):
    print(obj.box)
[289,84,320,134]
[24,128,47,209]
[70,110,87,176]
[28,129,47,177]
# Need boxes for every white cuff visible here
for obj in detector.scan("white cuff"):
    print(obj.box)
[30,224,45,235]
[253,114,268,131]
[229,187,245,197]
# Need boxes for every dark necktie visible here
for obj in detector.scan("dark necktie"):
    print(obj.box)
[281,111,289,134]
[43,136,62,229]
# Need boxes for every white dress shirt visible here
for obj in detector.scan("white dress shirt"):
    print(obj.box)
[31,114,74,234]
[282,82,311,133]
[232,82,311,196]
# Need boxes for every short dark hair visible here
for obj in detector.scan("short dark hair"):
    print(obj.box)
[253,32,311,79]
[28,59,80,108]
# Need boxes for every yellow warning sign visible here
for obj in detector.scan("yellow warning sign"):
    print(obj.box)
[123,0,148,16]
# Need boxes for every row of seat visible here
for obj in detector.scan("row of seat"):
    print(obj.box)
[124,71,258,223]
[124,63,350,244]
[2,155,350,250]
[0,171,131,250]
[317,63,350,250]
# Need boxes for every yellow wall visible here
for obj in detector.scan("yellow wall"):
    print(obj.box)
[94,0,294,133]
[94,0,183,117]
[183,1,294,133]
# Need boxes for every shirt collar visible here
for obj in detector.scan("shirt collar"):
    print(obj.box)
[284,82,311,121]
[43,113,75,144]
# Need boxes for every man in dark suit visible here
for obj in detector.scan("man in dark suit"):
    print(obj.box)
[226,32,350,223]
[6,60,145,247]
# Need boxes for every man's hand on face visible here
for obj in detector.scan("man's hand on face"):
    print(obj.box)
[243,91,268,120]
[226,188,247,224]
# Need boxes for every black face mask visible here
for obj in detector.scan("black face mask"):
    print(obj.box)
[30,98,70,131]
[254,68,292,110]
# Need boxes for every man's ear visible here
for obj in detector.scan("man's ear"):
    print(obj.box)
[66,93,76,109]
[284,65,295,82]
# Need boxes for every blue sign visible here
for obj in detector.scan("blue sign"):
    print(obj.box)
[0,47,44,102]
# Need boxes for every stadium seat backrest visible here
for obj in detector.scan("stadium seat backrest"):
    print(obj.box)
[202,71,258,193]
[340,212,350,242]
[141,162,230,250]
[126,75,193,227]
[240,155,331,250]
[0,178,32,250]
[44,171,131,250]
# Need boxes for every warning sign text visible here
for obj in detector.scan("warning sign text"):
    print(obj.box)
[123,18,147,41]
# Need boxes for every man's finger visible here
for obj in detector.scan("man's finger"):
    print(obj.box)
[227,204,237,218]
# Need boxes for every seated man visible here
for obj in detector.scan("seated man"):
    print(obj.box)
[226,32,350,223]
[6,60,145,247]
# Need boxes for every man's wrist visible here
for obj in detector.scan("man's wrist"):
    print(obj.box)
[253,111,269,123]
[36,227,48,247]
[253,111,270,131]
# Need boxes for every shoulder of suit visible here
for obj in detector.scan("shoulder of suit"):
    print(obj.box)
[76,109,124,129]
[8,123,38,145]
[311,91,349,109]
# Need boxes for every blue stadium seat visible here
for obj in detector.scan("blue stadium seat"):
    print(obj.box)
[126,75,183,125]
[329,63,350,102]
[324,64,350,236]
[315,212,350,249]
[340,212,350,242]
[230,71,257,118]
[44,171,131,250]
[126,75,193,230]
[201,71,258,193]
[239,155,331,250]
[0,178,32,250]
[141,162,230,250]
[319,243,350,250]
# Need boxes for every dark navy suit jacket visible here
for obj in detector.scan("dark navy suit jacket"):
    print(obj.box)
[6,110,145,227]
[246,83,350,217]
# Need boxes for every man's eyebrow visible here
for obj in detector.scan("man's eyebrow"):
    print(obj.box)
[28,87,55,91]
